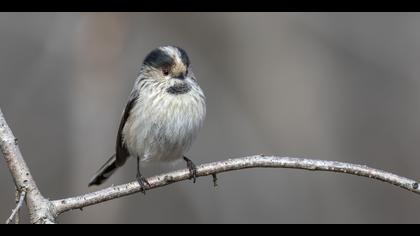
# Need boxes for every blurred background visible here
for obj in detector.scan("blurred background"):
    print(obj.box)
[1,12,420,223]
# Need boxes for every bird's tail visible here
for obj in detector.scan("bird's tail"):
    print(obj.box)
[89,154,119,187]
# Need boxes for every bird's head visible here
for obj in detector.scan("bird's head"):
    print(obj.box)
[140,46,197,95]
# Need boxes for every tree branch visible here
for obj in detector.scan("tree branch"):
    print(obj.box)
[1,107,420,223]
[52,155,420,215]
[0,109,56,224]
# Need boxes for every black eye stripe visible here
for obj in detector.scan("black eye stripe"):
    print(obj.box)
[176,47,190,67]
[143,48,174,69]
[143,47,191,73]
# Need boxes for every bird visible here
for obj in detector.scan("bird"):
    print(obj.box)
[88,46,206,194]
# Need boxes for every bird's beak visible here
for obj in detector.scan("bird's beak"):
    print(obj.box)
[173,75,186,80]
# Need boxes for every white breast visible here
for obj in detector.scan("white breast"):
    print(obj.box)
[122,82,206,164]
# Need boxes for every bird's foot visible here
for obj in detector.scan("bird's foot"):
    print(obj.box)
[183,156,198,183]
[136,174,151,195]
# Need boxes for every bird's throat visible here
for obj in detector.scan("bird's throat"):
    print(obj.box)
[166,82,192,95]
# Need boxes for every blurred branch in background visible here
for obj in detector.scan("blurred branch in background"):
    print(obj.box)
[1,107,420,223]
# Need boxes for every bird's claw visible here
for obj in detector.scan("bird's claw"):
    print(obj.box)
[136,174,151,194]
[184,157,198,183]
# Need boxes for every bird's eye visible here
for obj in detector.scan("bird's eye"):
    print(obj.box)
[162,68,170,76]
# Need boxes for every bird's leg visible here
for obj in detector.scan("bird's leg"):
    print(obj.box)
[136,156,150,194]
[183,156,198,183]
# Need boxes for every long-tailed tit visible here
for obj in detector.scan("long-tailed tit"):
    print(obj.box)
[89,46,206,193]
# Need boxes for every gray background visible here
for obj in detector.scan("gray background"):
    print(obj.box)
[1,12,420,223]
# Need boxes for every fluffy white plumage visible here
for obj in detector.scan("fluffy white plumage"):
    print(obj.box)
[123,75,206,164]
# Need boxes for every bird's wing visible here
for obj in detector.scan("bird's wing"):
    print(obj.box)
[115,90,139,166]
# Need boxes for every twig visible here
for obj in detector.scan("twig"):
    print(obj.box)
[14,188,21,224]
[212,174,218,188]
[52,155,420,215]
[5,190,26,224]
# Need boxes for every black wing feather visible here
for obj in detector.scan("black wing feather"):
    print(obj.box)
[115,90,139,166]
